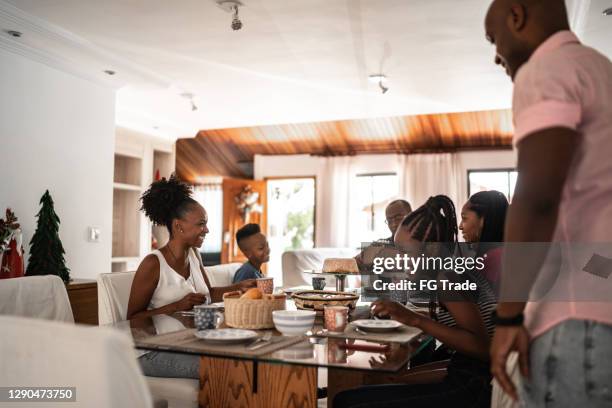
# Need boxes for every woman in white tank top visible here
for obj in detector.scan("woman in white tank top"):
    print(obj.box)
[127,176,256,379]
[127,176,256,320]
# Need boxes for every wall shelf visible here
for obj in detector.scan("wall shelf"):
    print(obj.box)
[111,128,175,272]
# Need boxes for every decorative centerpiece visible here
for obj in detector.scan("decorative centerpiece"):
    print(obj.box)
[223,289,286,329]
[321,258,359,291]
[0,209,24,279]
[26,190,71,283]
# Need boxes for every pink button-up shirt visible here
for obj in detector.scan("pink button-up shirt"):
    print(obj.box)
[513,31,612,338]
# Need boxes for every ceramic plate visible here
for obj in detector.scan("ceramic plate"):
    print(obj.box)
[352,319,403,333]
[194,329,259,344]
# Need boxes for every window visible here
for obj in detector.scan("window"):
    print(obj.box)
[350,173,399,247]
[193,184,223,254]
[266,178,315,282]
[468,169,517,202]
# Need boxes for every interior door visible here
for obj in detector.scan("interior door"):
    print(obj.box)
[221,178,267,265]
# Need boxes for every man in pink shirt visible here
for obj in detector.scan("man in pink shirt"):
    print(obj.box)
[485,0,612,406]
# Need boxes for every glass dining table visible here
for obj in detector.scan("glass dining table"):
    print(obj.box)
[108,304,433,408]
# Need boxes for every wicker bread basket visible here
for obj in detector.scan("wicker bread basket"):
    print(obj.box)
[222,291,287,329]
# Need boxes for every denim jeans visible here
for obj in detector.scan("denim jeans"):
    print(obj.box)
[138,351,199,379]
[522,319,612,407]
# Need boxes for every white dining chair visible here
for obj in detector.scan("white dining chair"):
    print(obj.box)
[97,271,199,408]
[0,275,74,322]
[0,315,161,408]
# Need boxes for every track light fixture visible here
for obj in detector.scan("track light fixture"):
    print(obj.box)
[368,74,389,94]
[216,1,244,31]
[232,5,243,30]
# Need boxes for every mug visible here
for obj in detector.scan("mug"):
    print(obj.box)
[256,277,274,294]
[312,276,326,290]
[324,305,349,333]
[194,305,224,330]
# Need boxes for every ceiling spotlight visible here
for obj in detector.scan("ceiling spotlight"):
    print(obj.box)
[216,1,244,31]
[232,6,243,30]
[5,30,22,38]
[368,74,389,94]
[180,92,198,111]
[603,7,612,16]
[379,82,389,94]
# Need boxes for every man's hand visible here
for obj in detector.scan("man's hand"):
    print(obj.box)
[490,325,530,401]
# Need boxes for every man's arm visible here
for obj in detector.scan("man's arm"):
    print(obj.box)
[491,127,579,400]
[497,127,579,316]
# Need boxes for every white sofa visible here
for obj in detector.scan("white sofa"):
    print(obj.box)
[281,247,359,288]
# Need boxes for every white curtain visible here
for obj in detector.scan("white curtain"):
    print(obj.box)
[193,184,223,253]
[315,156,352,248]
[397,153,460,211]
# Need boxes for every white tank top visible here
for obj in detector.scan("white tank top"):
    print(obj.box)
[148,249,211,310]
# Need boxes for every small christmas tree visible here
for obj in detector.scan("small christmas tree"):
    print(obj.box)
[26,190,71,282]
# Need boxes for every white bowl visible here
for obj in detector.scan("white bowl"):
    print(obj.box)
[272,310,316,336]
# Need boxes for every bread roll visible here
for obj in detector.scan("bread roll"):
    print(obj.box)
[241,288,263,300]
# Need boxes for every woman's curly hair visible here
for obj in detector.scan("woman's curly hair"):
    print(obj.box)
[140,174,198,234]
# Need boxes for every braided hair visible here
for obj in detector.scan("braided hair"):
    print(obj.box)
[399,195,459,319]
[400,195,459,254]
[140,174,198,235]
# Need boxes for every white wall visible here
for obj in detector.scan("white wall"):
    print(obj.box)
[0,50,115,280]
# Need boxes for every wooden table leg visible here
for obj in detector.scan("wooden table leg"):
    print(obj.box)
[199,356,255,407]
[256,362,317,408]
[199,356,317,408]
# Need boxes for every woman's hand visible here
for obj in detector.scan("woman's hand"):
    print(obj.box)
[371,300,423,327]
[237,279,257,292]
[173,293,207,312]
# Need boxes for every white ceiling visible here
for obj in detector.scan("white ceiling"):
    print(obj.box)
[1,0,610,140]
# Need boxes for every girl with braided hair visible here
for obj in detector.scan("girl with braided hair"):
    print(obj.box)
[128,175,255,379]
[334,195,495,408]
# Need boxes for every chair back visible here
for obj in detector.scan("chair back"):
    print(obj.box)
[0,315,153,407]
[204,263,242,287]
[0,275,74,322]
[97,271,135,325]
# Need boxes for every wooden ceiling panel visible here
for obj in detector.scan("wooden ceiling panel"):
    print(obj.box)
[176,108,513,181]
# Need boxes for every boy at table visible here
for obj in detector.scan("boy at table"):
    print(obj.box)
[232,223,270,283]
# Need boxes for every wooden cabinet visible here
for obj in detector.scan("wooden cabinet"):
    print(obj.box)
[65,279,98,325]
